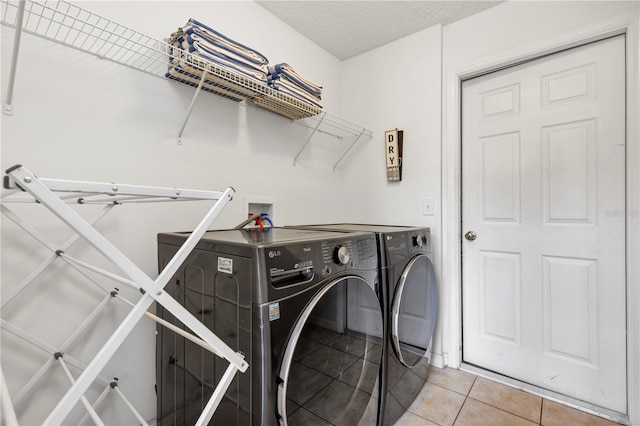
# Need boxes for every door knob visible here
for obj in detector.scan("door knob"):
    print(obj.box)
[464,231,477,241]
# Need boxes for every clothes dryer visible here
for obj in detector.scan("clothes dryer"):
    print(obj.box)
[156,227,382,426]
[288,224,437,425]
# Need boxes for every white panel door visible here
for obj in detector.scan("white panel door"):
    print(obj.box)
[462,36,626,413]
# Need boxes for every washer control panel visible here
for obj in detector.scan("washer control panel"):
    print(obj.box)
[321,240,354,266]
[265,235,377,288]
[266,243,316,288]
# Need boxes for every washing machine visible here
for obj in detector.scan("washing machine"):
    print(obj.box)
[155,227,383,426]
[288,224,437,425]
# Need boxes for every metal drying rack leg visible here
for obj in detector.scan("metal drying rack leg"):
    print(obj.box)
[1,164,247,425]
[54,354,105,426]
[0,203,114,308]
[76,383,111,426]
[110,380,149,426]
[1,367,19,426]
[11,292,114,406]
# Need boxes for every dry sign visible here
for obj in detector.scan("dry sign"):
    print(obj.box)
[385,129,403,182]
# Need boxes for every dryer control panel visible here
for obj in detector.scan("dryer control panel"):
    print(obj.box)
[383,229,432,265]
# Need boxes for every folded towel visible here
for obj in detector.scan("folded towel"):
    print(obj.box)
[269,79,323,108]
[268,73,321,100]
[175,38,267,82]
[168,45,268,99]
[165,19,323,118]
[267,63,322,96]
[169,18,268,66]
[184,33,268,76]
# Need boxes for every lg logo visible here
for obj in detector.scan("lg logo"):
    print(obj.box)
[268,250,281,258]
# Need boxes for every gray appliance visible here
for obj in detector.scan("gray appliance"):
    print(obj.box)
[156,227,382,425]
[288,224,437,425]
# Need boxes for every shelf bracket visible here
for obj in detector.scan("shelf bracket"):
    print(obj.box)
[3,0,26,116]
[293,113,325,165]
[333,128,366,172]
[177,70,209,144]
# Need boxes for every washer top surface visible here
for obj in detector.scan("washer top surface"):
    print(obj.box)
[194,227,370,246]
[291,223,429,234]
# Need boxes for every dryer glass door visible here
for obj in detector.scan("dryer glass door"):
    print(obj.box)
[391,254,438,367]
[277,276,383,425]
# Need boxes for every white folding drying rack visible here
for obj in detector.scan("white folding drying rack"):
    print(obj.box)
[0,164,248,425]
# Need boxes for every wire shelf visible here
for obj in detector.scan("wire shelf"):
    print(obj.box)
[0,0,322,120]
[1,0,168,77]
[0,0,372,167]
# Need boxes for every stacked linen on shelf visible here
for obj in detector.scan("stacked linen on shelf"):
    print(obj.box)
[267,63,323,109]
[166,18,269,101]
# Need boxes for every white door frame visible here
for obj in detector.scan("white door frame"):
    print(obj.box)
[442,10,640,423]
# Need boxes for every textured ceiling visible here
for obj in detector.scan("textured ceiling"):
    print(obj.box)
[256,1,505,60]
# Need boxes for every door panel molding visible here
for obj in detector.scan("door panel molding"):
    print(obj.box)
[542,255,598,364]
[479,250,521,343]
[442,10,639,424]
[479,132,521,223]
[542,119,597,225]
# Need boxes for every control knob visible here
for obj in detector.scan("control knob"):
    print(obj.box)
[333,245,350,265]
[412,235,426,247]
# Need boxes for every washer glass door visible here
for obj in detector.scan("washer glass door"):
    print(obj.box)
[391,254,438,367]
[277,276,383,425]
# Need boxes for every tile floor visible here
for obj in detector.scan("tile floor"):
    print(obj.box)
[286,324,383,425]
[394,367,622,426]
[285,322,621,426]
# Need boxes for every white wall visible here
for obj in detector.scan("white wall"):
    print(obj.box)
[443,1,638,69]
[339,25,444,363]
[0,2,360,424]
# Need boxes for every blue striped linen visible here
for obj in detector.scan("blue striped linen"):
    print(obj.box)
[176,18,268,66]
[267,73,321,101]
[166,45,267,101]
[269,80,323,108]
[176,37,267,81]
[184,33,268,75]
[166,18,271,100]
[267,63,322,96]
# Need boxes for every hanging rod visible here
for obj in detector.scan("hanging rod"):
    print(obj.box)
[2,0,25,115]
